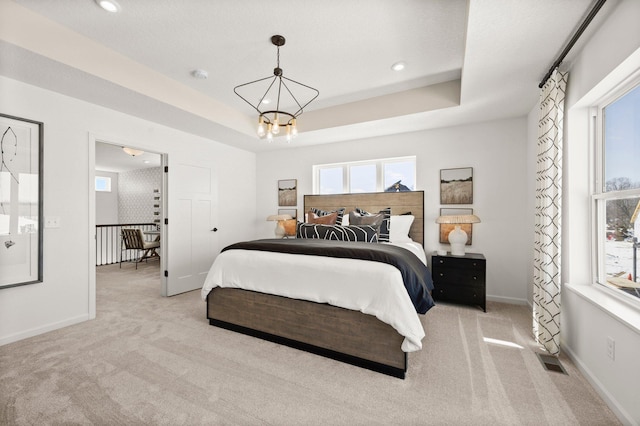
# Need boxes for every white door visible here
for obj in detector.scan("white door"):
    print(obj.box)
[164,162,219,296]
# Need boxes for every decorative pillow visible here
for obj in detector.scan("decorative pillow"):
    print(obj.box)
[310,207,346,225]
[282,219,298,237]
[389,215,414,243]
[349,211,384,228]
[297,224,379,243]
[307,210,338,225]
[355,207,391,242]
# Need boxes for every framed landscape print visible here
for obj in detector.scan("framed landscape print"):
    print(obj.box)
[278,179,297,206]
[440,167,473,204]
[0,113,44,289]
[439,208,473,245]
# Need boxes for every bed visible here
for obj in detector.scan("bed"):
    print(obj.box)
[202,191,433,378]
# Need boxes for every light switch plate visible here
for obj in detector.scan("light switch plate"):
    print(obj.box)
[45,216,60,228]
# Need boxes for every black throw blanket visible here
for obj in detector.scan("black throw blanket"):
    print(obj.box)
[222,239,435,314]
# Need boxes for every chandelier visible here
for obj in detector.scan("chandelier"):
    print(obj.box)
[234,35,319,142]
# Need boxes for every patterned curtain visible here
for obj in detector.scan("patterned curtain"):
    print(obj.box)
[533,69,567,356]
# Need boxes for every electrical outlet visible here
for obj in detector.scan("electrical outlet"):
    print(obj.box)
[606,336,615,360]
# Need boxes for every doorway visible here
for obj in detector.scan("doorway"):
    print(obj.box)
[89,138,167,319]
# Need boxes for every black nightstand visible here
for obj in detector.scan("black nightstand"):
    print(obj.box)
[431,252,486,312]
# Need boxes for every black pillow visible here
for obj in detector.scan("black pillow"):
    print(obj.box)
[297,224,379,243]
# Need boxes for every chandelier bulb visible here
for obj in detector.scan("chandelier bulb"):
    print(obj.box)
[285,124,292,142]
[267,131,273,142]
[291,118,298,137]
[272,114,280,134]
[257,116,266,137]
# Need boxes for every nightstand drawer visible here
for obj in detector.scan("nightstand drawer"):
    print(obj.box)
[433,256,484,271]
[433,268,484,286]
[433,285,485,306]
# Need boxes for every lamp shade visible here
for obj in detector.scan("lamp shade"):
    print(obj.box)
[266,214,293,221]
[435,214,481,224]
[435,214,481,256]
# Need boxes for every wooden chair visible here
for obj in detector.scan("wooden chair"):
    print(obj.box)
[120,228,160,269]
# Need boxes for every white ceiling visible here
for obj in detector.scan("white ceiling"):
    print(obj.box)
[95,142,161,173]
[0,0,613,153]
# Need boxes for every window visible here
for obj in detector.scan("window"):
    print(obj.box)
[314,156,416,194]
[95,176,111,192]
[594,81,640,302]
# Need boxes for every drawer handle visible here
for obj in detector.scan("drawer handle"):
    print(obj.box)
[439,260,444,264]
[473,276,477,280]
[439,273,444,277]
[472,262,477,266]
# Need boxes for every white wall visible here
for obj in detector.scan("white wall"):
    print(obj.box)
[0,76,256,345]
[95,170,118,225]
[527,0,640,423]
[256,117,530,304]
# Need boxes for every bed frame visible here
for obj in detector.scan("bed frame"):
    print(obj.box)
[207,191,425,379]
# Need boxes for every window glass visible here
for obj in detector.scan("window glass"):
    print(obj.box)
[349,164,376,193]
[95,176,111,192]
[315,156,416,195]
[604,197,640,292]
[604,84,640,192]
[595,82,640,302]
[318,167,342,194]
[384,160,415,192]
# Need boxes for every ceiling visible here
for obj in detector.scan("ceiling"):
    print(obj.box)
[95,142,161,173]
[0,0,612,153]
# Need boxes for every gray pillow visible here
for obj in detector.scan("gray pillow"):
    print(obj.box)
[349,211,384,229]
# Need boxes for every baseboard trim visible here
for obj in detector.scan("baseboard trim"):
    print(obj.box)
[486,294,528,305]
[561,341,636,426]
[0,314,90,346]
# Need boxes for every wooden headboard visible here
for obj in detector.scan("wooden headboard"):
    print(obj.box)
[304,191,424,245]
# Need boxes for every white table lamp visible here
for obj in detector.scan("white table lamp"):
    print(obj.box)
[435,214,481,256]
[266,214,293,238]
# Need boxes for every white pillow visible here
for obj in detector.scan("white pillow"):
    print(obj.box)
[390,215,414,242]
[341,214,350,226]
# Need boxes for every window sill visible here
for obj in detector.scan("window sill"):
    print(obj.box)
[564,283,640,336]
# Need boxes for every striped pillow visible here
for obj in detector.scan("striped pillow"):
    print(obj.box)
[297,224,379,243]
[355,207,391,242]
[310,207,346,225]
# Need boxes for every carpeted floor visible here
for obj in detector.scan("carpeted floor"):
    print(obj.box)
[0,260,621,425]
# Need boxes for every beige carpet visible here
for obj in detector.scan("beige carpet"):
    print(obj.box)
[0,260,620,425]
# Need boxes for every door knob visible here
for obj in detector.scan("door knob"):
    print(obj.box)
[211,228,218,232]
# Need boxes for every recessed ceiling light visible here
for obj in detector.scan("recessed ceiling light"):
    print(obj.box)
[95,0,121,13]
[191,69,208,80]
[391,61,406,71]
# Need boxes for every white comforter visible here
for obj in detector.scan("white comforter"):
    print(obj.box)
[201,241,426,352]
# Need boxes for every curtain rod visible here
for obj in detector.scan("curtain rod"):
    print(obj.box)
[538,0,607,88]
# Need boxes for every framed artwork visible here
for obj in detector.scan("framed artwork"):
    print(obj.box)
[278,208,297,219]
[0,113,44,289]
[278,179,297,206]
[439,208,473,245]
[440,167,473,204]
